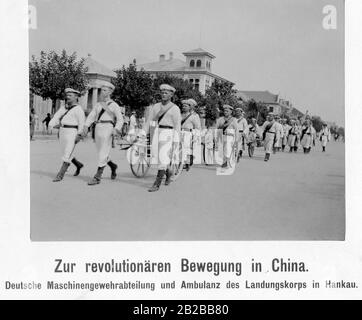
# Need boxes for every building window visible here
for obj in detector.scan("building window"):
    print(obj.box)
[189,79,194,84]
[195,79,200,91]
[269,106,274,113]
[190,60,195,67]
[196,59,201,67]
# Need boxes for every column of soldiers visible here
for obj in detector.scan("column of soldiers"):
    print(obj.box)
[48,83,331,191]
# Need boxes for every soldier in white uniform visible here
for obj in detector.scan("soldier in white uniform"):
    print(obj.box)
[300,119,316,154]
[181,99,201,171]
[281,119,290,152]
[287,119,299,152]
[145,84,181,192]
[187,99,202,167]
[129,111,137,132]
[261,113,280,162]
[273,115,284,153]
[320,122,331,152]
[49,88,85,182]
[234,108,249,162]
[216,105,239,169]
[83,83,124,185]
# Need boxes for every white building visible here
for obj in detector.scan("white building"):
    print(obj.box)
[137,48,233,94]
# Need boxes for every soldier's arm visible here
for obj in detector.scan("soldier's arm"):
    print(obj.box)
[76,107,86,135]
[173,107,181,144]
[48,108,62,128]
[84,104,98,128]
[193,115,201,131]
[111,103,124,132]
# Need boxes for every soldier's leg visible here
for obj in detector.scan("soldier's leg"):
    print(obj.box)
[53,128,76,182]
[88,126,111,185]
[71,158,84,176]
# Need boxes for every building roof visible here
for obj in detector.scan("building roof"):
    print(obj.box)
[84,54,116,78]
[182,48,216,58]
[138,58,187,72]
[237,90,279,104]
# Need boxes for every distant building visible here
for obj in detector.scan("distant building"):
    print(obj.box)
[236,90,304,118]
[137,48,233,94]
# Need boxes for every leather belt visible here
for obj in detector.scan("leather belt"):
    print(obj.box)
[182,128,192,132]
[159,125,173,129]
[97,120,115,126]
[61,125,78,129]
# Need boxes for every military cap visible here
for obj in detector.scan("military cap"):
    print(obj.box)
[187,99,197,108]
[102,82,115,91]
[223,104,234,111]
[64,88,80,95]
[160,84,176,93]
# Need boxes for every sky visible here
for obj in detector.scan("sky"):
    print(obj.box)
[29,0,345,126]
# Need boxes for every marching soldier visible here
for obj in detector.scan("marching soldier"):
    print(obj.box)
[181,99,201,171]
[281,119,290,152]
[273,115,284,153]
[216,105,239,169]
[83,82,124,185]
[146,84,181,192]
[300,119,317,154]
[320,122,331,152]
[234,107,249,162]
[49,88,85,182]
[287,119,299,152]
[261,113,279,162]
[187,99,202,167]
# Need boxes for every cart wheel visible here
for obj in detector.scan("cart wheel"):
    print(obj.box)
[130,144,150,178]
[171,142,184,181]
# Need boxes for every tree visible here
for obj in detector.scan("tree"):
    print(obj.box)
[243,100,269,124]
[152,74,203,107]
[112,61,154,117]
[203,80,241,126]
[311,115,324,132]
[29,50,88,113]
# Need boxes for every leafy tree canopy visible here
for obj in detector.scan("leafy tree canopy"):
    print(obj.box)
[29,50,88,110]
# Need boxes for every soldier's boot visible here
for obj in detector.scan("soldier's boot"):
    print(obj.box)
[165,169,173,185]
[237,150,243,163]
[289,147,293,153]
[71,158,84,176]
[322,146,326,152]
[273,147,276,154]
[264,153,270,162]
[221,161,228,168]
[183,163,190,171]
[53,162,70,182]
[148,170,165,192]
[107,160,118,180]
[294,147,298,153]
[190,155,194,167]
[88,166,105,186]
[282,145,285,152]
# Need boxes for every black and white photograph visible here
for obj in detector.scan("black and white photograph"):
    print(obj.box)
[28,0,345,241]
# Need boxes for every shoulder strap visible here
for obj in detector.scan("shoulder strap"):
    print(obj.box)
[59,105,76,125]
[181,113,193,126]
[97,101,113,121]
[265,122,273,132]
[157,104,173,124]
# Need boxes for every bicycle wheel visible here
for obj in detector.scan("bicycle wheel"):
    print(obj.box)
[130,143,150,178]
